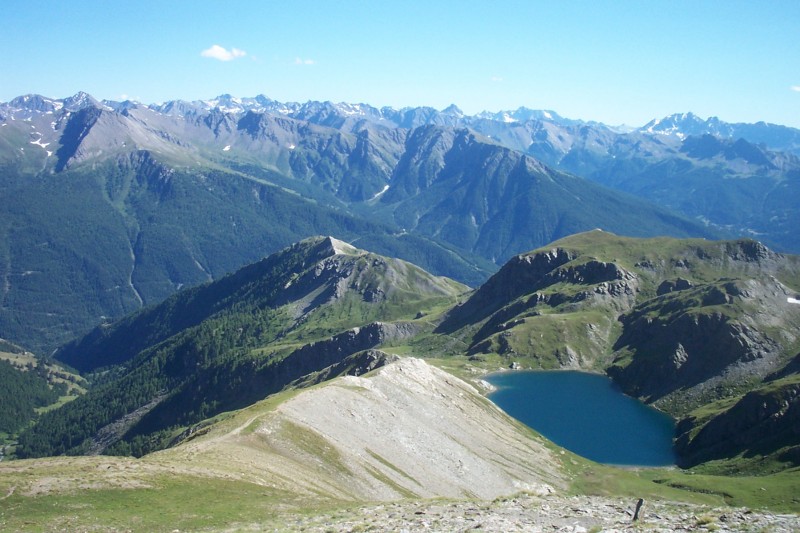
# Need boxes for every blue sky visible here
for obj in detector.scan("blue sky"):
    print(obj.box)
[3,1,799,127]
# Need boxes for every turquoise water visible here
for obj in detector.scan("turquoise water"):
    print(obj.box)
[486,370,676,466]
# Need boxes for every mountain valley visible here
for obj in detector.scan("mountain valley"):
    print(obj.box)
[2,92,800,531]
[7,233,798,471]
[0,231,798,530]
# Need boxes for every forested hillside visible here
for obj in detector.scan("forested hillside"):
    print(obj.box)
[18,237,466,457]
[0,341,81,436]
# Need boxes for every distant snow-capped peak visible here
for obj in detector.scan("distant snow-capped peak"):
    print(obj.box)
[641,112,706,136]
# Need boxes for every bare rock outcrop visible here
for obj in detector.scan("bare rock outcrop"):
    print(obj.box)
[438,247,574,332]
[288,494,800,533]
[609,278,795,412]
[676,380,800,467]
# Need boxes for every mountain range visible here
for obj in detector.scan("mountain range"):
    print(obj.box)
[1,227,799,529]
[2,90,800,530]
[3,91,768,354]
[0,92,797,355]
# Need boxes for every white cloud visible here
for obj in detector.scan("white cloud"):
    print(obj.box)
[201,45,247,61]
[792,85,800,93]
[490,76,504,82]
[294,57,316,65]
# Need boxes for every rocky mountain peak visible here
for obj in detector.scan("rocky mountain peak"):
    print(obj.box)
[324,236,360,256]
[642,112,706,135]
[441,104,463,117]
[8,94,62,113]
[62,91,100,111]
[294,236,362,266]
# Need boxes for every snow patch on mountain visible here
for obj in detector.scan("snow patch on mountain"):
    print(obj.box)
[370,184,390,200]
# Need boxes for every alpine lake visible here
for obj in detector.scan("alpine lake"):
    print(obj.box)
[486,370,677,466]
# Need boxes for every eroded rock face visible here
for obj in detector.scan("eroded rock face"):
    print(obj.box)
[442,245,641,368]
[249,322,421,398]
[657,278,693,295]
[676,381,800,467]
[726,239,775,263]
[612,313,779,398]
[609,282,786,411]
[544,260,632,286]
[253,358,564,501]
[438,247,574,331]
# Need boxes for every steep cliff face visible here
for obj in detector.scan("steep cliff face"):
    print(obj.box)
[608,279,790,412]
[438,246,575,331]
[676,376,800,468]
[249,321,421,396]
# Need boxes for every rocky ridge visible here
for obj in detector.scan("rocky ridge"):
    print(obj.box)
[285,494,800,533]
[676,375,800,468]
[17,238,467,458]
[165,357,565,501]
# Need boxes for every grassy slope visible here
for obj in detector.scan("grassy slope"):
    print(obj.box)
[444,231,800,379]
[2,463,797,532]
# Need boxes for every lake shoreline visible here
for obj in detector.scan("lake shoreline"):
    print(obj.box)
[485,369,678,467]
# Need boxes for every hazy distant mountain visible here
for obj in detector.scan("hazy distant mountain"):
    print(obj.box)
[525,128,800,253]
[641,112,800,154]
[438,109,800,253]
[195,98,799,252]
[131,96,800,155]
